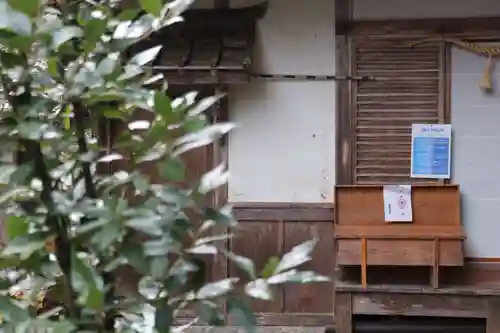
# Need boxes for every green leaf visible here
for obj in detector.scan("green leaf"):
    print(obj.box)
[103,108,124,119]
[90,219,122,251]
[204,206,238,227]
[96,52,119,77]
[198,163,229,194]
[15,319,75,333]
[0,164,17,184]
[197,301,225,326]
[168,258,198,277]
[0,256,22,269]
[150,256,169,279]
[118,8,141,21]
[128,45,162,66]
[7,0,39,17]
[184,115,208,133]
[225,252,256,279]
[244,279,272,300]
[138,276,160,299]
[0,296,30,322]
[83,18,107,52]
[174,123,236,155]
[185,244,217,255]
[0,2,32,36]
[267,270,329,284]
[122,245,149,274]
[9,163,33,184]
[154,90,173,121]
[227,297,256,333]
[2,35,33,51]
[194,234,234,246]
[136,143,168,163]
[188,94,222,117]
[126,216,163,236]
[5,215,29,241]
[260,256,279,278]
[47,57,59,77]
[158,156,185,182]
[196,278,238,300]
[52,26,83,49]
[140,0,163,16]
[17,120,52,140]
[71,251,104,310]
[143,237,174,257]
[2,234,47,260]
[0,51,25,68]
[118,64,144,81]
[132,174,150,194]
[0,188,32,205]
[276,239,317,273]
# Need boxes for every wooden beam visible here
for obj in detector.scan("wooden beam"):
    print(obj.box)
[335,0,353,185]
[352,293,487,318]
[346,16,500,37]
[214,0,229,8]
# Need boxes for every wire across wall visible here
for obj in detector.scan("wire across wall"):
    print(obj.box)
[249,73,375,81]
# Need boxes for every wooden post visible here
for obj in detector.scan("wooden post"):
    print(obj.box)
[335,0,353,185]
[431,238,440,289]
[335,293,352,333]
[361,238,367,288]
[486,297,500,333]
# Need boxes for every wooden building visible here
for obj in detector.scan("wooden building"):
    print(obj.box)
[128,0,500,332]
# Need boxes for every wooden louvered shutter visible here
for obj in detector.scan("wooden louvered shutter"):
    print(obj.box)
[351,36,446,184]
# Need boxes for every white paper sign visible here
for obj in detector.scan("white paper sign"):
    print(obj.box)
[383,185,413,222]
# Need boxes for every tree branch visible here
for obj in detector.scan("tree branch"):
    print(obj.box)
[73,102,98,200]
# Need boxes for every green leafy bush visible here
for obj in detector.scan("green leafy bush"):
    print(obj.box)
[0,0,328,332]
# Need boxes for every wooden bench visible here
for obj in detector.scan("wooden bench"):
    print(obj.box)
[335,185,465,289]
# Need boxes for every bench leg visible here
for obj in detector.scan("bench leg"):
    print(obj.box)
[361,238,367,288]
[335,293,352,333]
[431,238,440,289]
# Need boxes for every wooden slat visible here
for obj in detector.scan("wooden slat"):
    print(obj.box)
[335,225,465,239]
[352,36,444,184]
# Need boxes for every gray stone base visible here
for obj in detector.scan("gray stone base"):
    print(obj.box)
[185,327,327,333]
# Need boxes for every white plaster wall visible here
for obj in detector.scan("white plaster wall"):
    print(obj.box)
[227,0,336,202]
[354,0,500,20]
[451,47,500,258]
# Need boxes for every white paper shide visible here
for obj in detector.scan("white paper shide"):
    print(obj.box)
[383,185,413,222]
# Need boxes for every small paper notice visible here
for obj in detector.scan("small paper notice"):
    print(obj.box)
[383,185,413,222]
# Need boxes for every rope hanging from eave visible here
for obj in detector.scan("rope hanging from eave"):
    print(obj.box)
[408,36,500,93]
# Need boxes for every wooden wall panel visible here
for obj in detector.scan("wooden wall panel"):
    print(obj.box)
[231,203,335,325]
[282,222,334,313]
[229,221,283,313]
